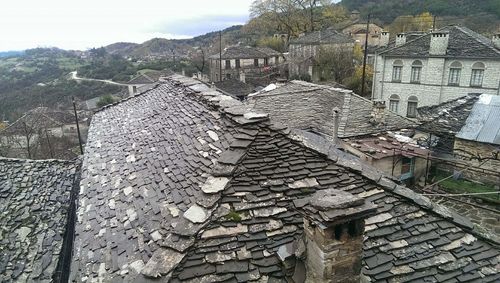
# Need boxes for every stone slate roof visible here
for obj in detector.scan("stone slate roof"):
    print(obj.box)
[379,25,500,59]
[127,74,156,85]
[417,94,480,135]
[215,79,256,99]
[290,28,355,45]
[248,80,417,138]
[0,158,79,282]
[209,46,281,60]
[70,75,499,282]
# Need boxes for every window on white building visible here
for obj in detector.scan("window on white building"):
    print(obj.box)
[470,62,485,87]
[236,59,240,69]
[225,60,231,70]
[407,96,418,118]
[254,59,259,67]
[389,94,400,112]
[392,60,403,82]
[448,61,462,86]
[410,60,422,83]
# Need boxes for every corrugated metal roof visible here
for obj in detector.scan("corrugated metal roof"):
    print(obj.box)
[456,94,500,145]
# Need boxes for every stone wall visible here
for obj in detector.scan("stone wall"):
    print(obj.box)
[373,56,500,116]
[209,56,282,82]
[453,138,500,184]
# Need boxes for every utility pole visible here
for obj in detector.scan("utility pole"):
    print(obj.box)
[361,14,371,98]
[219,31,223,82]
[432,15,436,31]
[72,97,84,155]
[45,130,54,158]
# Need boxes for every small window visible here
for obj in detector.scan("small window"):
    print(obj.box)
[225,73,231,79]
[410,60,422,83]
[236,59,240,69]
[448,62,462,86]
[254,59,259,67]
[264,58,269,66]
[470,62,485,87]
[392,60,403,82]
[407,96,418,118]
[275,56,279,64]
[225,60,231,70]
[389,94,400,112]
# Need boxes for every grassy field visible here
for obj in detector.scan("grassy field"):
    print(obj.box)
[434,171,500,203]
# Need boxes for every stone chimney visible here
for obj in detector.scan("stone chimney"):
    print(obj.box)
[128,85,137,96]
[302,189,377,283]
[350,10,360,21]
[395,33,406,46]
[239,71,246,83]
[379,31,390,47]
[429,31,449,56]
[371,100,386,125]
[332,107,340,143]
[492,33,500,50]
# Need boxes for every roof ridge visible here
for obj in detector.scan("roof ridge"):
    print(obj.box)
[0,156,76,163]
[93,83,161,113]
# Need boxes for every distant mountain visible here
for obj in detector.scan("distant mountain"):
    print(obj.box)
[0,50,24,58]
[104,25,246,59]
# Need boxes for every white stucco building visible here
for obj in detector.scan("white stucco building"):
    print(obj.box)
[372,25,500,117]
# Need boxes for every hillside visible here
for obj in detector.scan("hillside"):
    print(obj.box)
[341,0,500,32]
[104,25,246,59]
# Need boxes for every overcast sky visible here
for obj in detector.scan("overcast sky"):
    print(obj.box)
[0,0,254,51]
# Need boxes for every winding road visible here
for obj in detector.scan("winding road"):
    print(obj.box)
[70,71,129,86]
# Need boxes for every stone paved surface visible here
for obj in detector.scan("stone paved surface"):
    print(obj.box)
[0,158,79,282]
[70,75,500,283]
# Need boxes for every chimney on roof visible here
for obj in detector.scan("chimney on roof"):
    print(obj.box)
[303,189,376,283]
[128,85,137,96]
[371,100,386,125]
[350,10,360,21]
[429,31,449,56]
[332,107,340,143]
[395,33,406,46]
[492,33,500,49]
[239,71,246,83]
[379,31,390,47]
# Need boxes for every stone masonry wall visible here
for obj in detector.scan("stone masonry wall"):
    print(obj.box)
[453,138,500,184]
[373,56,500,116]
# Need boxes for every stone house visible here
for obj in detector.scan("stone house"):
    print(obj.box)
[335,17,384,47]
[288,29,355,82]
[208,46,283,82]
[372,25,500,118]
[67,74,499,282]
[247,80,431,183]
[454,94,500,184]
[0,107,88,159]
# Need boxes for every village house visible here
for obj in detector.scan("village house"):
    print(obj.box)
[208,46,283,82]
[415,93,500,184]
[288,29,355,81]
[247,80,430,183]
[0,107,88,159]
[454,94,500,184]
[334,10,384,47]
[372,25,500,117]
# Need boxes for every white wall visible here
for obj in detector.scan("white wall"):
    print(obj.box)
[373,56,500,116]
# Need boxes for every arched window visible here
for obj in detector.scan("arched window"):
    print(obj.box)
[407,96,418,118]
[448,61,462,85]
[470,62,485,87]
[410,60,422,83]
[392,60,403,82]
[389,94,400,113]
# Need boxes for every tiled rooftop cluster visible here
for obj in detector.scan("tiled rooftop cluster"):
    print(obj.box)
[0,158,79,282]
[70,75,499,282]
[209,46,281,60]
[290,29,354,45]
